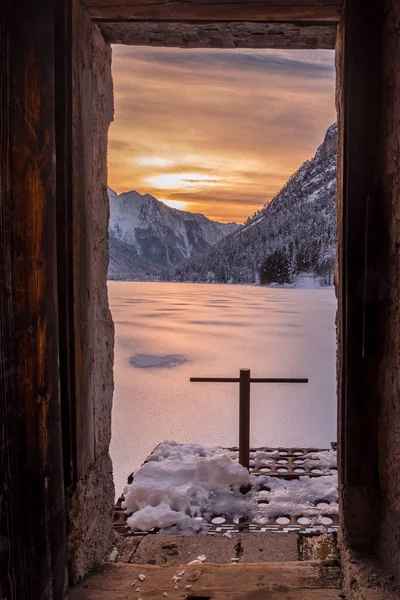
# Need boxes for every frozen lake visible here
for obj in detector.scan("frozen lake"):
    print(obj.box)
[108,282,337,495]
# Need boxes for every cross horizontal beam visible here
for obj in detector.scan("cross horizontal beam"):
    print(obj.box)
[190,377,308,383]
[190,369,308,468]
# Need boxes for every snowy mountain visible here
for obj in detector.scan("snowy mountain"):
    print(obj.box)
[108,188,238,280]
[170,123,337,286]
[108,233,162,281]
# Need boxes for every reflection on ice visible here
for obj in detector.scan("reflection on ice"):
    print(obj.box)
[129,353,190,369]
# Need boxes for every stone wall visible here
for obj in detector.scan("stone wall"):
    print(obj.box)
[67,9,115,582]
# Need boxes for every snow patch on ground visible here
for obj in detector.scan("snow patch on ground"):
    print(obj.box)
[122,441,338,533]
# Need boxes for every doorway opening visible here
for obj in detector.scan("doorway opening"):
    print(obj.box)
[6,2,400,597]
[106,44,339,546]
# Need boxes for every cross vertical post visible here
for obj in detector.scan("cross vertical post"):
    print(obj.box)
[239,369,251,470]
[190,370,308,469]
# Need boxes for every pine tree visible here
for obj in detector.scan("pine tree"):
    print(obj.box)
[260,249,292,285]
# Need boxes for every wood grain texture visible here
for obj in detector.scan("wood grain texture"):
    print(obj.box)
[376,0,400,584]
[72,0,95,478]
[55,0,77,492]
[83,0,343,22]
[0,0,68,597]
[69,562,342,599]
[0,1,16,597]
[99,20,337,48]
[336,0,384,551]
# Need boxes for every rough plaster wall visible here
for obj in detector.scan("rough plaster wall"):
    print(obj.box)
[68,20,115,583]
[91,24,114,463]
[378,0,400,584]
[99,20,336,49]
[339,546,400,600]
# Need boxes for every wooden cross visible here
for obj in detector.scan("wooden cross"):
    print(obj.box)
[190,368,308,470]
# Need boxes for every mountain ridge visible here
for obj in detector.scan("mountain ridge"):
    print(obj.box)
[170,123,337,286]
[108,188,238,280]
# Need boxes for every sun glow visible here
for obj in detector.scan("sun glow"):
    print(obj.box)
[135,156,177,168]
[109,46,336,222]
[159,198,189,211]
[145,172,222,190]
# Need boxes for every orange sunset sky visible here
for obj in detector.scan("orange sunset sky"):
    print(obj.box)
[108,47,336,224]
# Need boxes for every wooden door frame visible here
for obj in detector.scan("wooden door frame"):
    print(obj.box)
[2,0,391,598]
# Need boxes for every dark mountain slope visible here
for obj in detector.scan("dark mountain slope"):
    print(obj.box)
[171,124,337,286]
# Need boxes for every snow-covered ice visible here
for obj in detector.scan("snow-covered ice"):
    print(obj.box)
[109,282,337,496]
[122,441,338,533]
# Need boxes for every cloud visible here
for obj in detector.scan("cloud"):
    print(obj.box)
[108,46,336,223]
[113,46,334,79]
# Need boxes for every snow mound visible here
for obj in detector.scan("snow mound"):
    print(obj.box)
[123,442,251,532]
[303,450,337,471]
[122,441,338,533]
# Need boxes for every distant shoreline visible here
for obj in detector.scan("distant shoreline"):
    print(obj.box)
[107,278,334,290]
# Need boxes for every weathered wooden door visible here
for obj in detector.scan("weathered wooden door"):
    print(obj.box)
[0,0,68,598]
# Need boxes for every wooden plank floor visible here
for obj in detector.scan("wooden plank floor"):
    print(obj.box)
[69,561,342,599]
